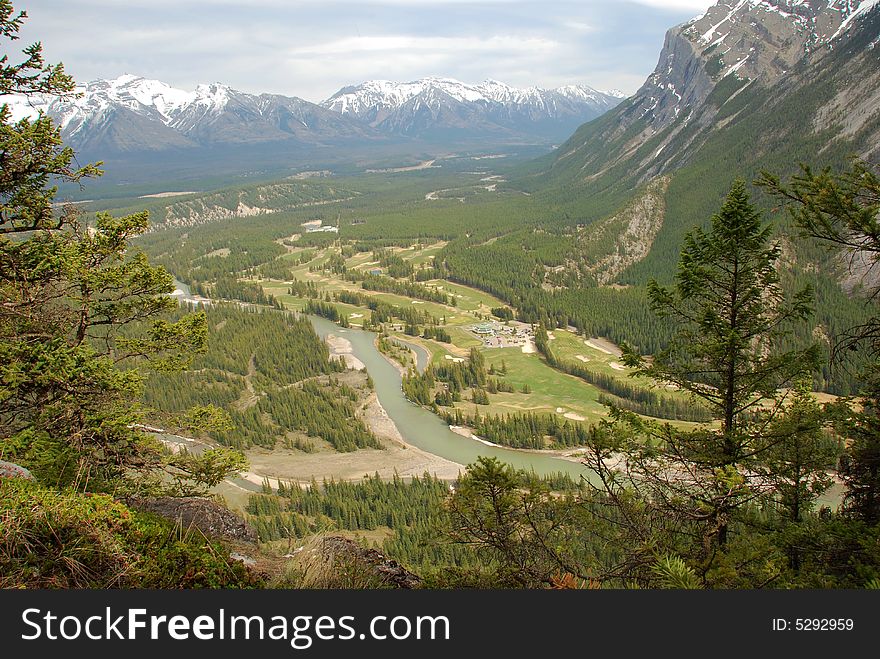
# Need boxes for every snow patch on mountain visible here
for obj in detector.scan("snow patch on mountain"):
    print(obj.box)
[1,74,231,133]
[322,77,622,119]
[831,0,880,39]
[1,73,626,149]
[691,0,879,47]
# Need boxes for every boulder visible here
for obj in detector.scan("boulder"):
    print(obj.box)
[128,496,258,543]
[0,460,35,481]
[320,536,421,589]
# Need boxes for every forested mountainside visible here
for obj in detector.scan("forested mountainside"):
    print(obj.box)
[527,0,880,287]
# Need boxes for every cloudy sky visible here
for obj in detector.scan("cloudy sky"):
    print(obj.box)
[15,0,717,101]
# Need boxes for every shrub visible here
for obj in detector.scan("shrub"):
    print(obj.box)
[0,480,135,588]
[0,480,264,588]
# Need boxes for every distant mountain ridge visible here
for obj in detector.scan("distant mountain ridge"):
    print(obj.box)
[5,74,381,153]
[4,74,625,155]
[320,77,625,141]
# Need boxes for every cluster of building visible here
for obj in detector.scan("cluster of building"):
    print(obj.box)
[301,220,339,233]
[469,320,533,349]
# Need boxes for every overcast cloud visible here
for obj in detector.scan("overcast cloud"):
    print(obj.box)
[12,0,717,101]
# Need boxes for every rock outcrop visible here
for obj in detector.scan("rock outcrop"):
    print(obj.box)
[319,536,422,589]
[128,496,258,543]
[0,460,35,481]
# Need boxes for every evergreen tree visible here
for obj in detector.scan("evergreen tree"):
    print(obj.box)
[0,3,241,494]
[762,384,837,525]
[760,160,880,524]
[589,181,819,572]
[446,457,591,587]
[0,1,101,235]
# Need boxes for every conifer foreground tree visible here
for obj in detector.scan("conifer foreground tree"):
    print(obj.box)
[0,1,244,495]
[583,181,823,584]
[759,160,880,525]
[0,1,101,234]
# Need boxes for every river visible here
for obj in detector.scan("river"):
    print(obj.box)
[309,315,600,482]
[171,278,598,481]
[391,337,430,373]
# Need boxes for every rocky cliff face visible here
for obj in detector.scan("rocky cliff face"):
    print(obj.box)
[631,0,875,138]
[540,0,879,188]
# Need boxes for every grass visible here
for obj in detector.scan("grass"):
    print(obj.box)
[549,327,707,409]
[260,246,694,428]
[424,278,507,312]
[547,328,629,379]
[471,347,611,424]
[258,243,508,343]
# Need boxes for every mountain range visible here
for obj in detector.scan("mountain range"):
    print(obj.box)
[5,75,382,154]
[320,78,624,141]
[4,0,876,205]
[4,75,624,155]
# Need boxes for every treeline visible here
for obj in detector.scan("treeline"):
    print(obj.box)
[422,327,451,343]
[258,259,294,281]
[441,237,678,355]
[332,289,439,330]
[377,336,414,370]
[534,326,712,423]
[304,299,350,327]
[246,473,482,571]
[245,469,583,572]
[136,213,288,286]
[373,248,415,279]
[287,278,320,299]
[142,369,242,413]
[441,409,601,449]
[143,306,378,452]
[306,295,436,333]
[210,276,276,306]
[360,274,453,306]
[209,376,377,452]
[145,306,340,388]
[402,348,488,406]
[262,381,379,452]
[249,473,450,537]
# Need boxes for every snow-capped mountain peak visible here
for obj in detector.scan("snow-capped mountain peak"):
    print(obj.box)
[109,75,198,120]
[3,75,241,132]
[687,0,879,50]
[593,0,880,163]
[1,73,626,151]
[319,77,625,140]
[192,83,232,109]
[323,77,621,110]
[1,74,383,153]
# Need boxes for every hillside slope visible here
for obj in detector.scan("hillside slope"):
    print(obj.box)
[525,0,878,191]
[513,0,879,282]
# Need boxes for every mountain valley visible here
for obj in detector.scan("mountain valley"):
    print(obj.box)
[4,0,880,594]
